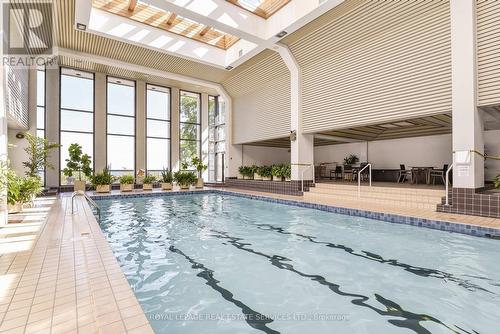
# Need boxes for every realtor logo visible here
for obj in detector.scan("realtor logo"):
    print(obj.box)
[3,1,53,55]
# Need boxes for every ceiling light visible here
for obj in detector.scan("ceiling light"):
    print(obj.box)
[76,23,86,31]
[275,31,287,38]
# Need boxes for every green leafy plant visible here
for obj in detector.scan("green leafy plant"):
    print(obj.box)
[272,164,285,181]
[494,174,500,188]
[91,167,114,186]
[257,165,273,178]
[23,132,59,178]
[174,171,197,187]
[192,156,207,178]
[143,175,157,184]
[344,154,359,166]
[119,174,135,185]
[62,143,92,181]
[161,167,173,183]
[238,166,254,178]
[19,176,43,204]
[281,164,291,180]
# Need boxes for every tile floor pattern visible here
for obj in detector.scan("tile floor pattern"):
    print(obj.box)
[1,186,499,334]
[0,196,154,334]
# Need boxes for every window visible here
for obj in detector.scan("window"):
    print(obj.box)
[60,68,94,185]
[179,91,201,170]
[208,96,226,182]
[146,84,171,176]
[107,77,135,177]
[36,68,45,184]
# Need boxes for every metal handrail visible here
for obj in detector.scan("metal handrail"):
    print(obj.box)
[71,191,101,221]
[445,163,454,205]
[357,163,372,198]
[299,163,315,193]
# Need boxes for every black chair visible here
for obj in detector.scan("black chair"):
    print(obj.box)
[430,164,449,185]
[398,164,412,183]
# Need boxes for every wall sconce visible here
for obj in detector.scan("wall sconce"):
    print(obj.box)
[289,130,297,142]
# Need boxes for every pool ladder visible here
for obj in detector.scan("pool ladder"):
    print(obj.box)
[71,191,101,222]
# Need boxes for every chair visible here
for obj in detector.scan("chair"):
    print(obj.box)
[330,166,343,180]
[430,164,449,185]
[398,164,412,183]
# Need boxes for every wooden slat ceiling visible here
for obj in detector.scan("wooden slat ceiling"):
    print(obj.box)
[226,0,291,19]
[52,0,229,83]
[93,0,240,50]
[242,114,453,148]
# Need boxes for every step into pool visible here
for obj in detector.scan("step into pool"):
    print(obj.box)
[96,193,500,334]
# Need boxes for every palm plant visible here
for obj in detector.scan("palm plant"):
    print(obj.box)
[22,133,59,178]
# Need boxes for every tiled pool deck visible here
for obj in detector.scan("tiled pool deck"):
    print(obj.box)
[1,187,499,333]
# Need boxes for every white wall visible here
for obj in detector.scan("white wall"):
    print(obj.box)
[314,131,499,181]
[241,145,290,166]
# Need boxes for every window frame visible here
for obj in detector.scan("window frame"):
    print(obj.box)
[58,67,96,186]
[208,95,226,182]
[179,90,202,170]
[145,83,172,174]
[36,67,46,185]
[105,76,137,177]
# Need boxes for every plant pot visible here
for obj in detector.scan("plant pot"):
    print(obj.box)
[8,202,22,214]
[237,174,243,180]
[96,185,111,193]
[273,176,283,182]
[285,177,291,182]
[262,176,272,181]
[74,180,86,192]
[120,184,134,192]
[143,184,153,191]
[254,173,262,181]
[161,182,172,190]
[196,178,204,188]
[179,184,190,190]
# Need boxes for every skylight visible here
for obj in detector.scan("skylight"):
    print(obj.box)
[226,0,291,19]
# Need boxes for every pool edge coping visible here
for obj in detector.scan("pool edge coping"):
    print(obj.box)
[89,189,500,239]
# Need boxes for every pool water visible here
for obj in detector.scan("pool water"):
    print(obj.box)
[96,193,500,334]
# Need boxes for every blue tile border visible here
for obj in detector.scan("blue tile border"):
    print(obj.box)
[89,189,500,240]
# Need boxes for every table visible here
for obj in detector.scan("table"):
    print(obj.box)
[410,167,435,184]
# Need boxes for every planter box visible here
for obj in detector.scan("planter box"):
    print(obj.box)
[196,178,204,189]
[161,182,173,190]
[120,184,134,192]
[273,176,283,182]
[254,173,263,181]
[95,185,111,193]
[179,184,190,190]
[262,176,272,181]
[8,202,22,214]
[285,178,292,182]
[74,180,86,192]
[143,184,153,191]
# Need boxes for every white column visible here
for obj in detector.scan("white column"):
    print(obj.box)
[451,0,484,189]
[0,50,7,226]
[94,73,106,172]
[45,67,60,188]
[136,80,146,175]
[201,93,209,180]
[276,44,314,180]
[171,87,180,171]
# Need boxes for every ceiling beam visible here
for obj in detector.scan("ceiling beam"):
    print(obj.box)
[199,26,211,36]
[166,13,177,25]
[128,0,137,12]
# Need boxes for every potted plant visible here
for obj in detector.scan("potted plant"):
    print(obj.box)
[174,170,197,190]
[192,156,207,188]
[91,167,114,193]
[495,174,500,188]
[143,175,156,191]
[344,154,359,167]
[272,164,284,182]
[160,167,173,190]
[22,132,59,178]
[119,174,134,192]
[282,164,292,182]
[62,143,92,192]
[1,165,42,213]
[19,176,43,208]
[258,165,273,181]
[253,165,262,180]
